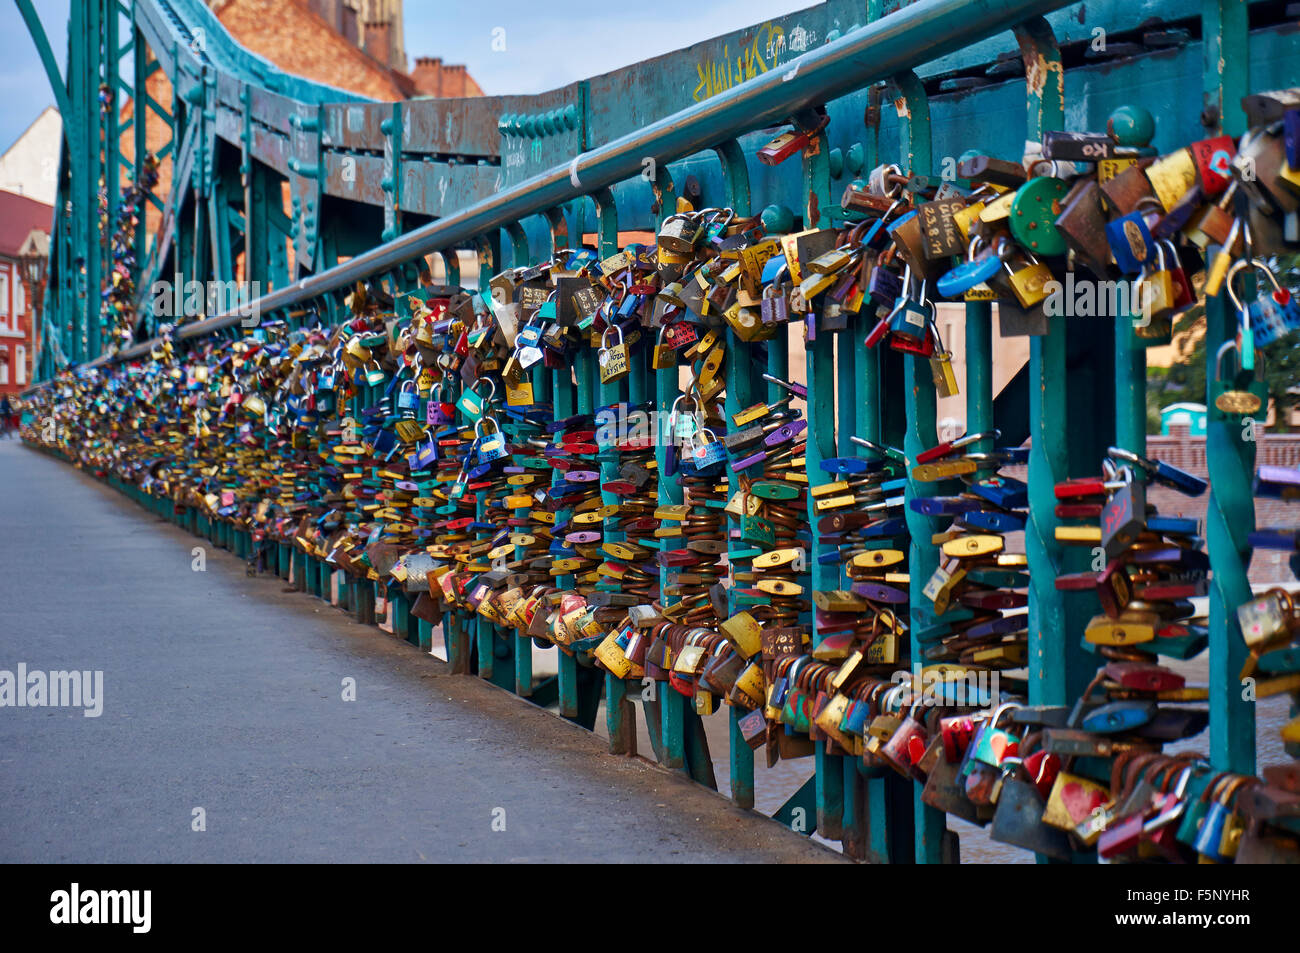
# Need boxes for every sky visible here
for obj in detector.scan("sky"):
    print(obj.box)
[1,0,815,154]
[2,0,69,151]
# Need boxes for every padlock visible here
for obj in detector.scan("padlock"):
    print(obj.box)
[929,321,960,398]
[1210,341,1267,418]
[1055,179,1112,277]
[937,236,1003,300]
[1100,466,1146,561]
[426,380,455,426]
[597,324,630,383]
[1144,147,1197,212]
[1195,776,1256,863]
[1135,243,1178,332]
[1187,182,1240,251]
[397,379,419,413]
[1008,175,1069,256]
[757,114,828,166]
[669,394,700,442]
[996,240,1053,308]
[1236,588,1295,654]
[663,320,700,351]
[456,377,495,422]
[658,212,703,254]
[969,702,1022,769]
[475,416,509,464]
[885,269,936,355]
[650,324,675,369]
[700,207,736,246]
[1105,202,1159,274]
[1231,257,1298,350]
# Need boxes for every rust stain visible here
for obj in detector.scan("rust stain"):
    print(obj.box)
[1024,53,1047,97]
[893,96,910,120]
[806,191,820,228]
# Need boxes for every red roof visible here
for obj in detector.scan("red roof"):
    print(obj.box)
[0,189,53,259]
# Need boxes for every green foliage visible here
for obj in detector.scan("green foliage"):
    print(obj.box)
[1148,258,1300,433]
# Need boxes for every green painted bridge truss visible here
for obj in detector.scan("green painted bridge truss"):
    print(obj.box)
[18,0,1300,862]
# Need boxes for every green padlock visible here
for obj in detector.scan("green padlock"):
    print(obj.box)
[1009,176,1069,256]
[740,514,776,547]
[456,377,495,422]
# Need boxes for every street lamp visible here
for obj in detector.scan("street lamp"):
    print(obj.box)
[18,230,50,384]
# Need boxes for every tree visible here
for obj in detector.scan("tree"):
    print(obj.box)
[1149,255,1300,433]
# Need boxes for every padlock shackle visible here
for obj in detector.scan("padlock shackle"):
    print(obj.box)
[600,323,625,350]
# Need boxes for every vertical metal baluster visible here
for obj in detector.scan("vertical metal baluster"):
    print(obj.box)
[592,188,637,754]
[715,139,757,809]
[795,106,845,843]
[1205,267,1258,773]
[891,67,946,865]
[1013,18,1068,711]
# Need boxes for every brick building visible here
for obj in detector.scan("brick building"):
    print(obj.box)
[205,0,482,100]
[0,190,52,395]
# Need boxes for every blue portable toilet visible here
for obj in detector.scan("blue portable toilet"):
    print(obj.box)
[1160,402,1207,436]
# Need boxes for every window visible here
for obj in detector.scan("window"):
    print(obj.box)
[0,270,8,322]
[13,274,22,315]
[0,357,8,386]
[16,345,25,385]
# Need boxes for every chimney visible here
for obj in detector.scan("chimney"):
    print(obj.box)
[341,5,359,46]
[411,56,444,97]
[363,19,392,65]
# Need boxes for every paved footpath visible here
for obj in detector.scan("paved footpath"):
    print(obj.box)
[0,441,840,863]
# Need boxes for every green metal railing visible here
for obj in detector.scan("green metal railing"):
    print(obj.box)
[19,0,1294,862]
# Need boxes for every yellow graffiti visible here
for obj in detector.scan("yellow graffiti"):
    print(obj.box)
[692,23,788,102]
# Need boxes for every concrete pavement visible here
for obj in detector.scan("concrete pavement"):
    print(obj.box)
[0,441,840,863]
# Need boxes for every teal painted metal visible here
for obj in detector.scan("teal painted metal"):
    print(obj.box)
[30,0,1300,378]
[62,0,1105,370]
[1202,0,1249,138]
[798,108,846,845]
[14,0,73,120]
[22,0,1291,863]
[1204,267,1257,774]
[773,775,818,837]
[717,138,757,810]
[890,66,947,867]
[1014,20,1079,718]
[849,191,896,864]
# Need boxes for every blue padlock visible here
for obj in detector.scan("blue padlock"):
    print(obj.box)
[970,476,1028,509]
[937,239,1003,298]
[397,379,419,412]
[1105,206,1158,275]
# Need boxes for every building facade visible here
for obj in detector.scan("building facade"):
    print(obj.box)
[205,0,482,99]
[0,191,53,395]
[0,107,62,207]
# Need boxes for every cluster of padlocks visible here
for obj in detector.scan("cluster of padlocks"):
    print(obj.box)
[99,151,160,352]
[23,91,1300,862]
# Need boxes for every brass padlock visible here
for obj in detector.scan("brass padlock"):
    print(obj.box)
[597,324,630,383]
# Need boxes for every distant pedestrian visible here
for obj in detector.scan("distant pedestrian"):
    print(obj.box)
[0,396,13,438]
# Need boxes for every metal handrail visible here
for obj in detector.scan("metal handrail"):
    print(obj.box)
[67,0,1070,376]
